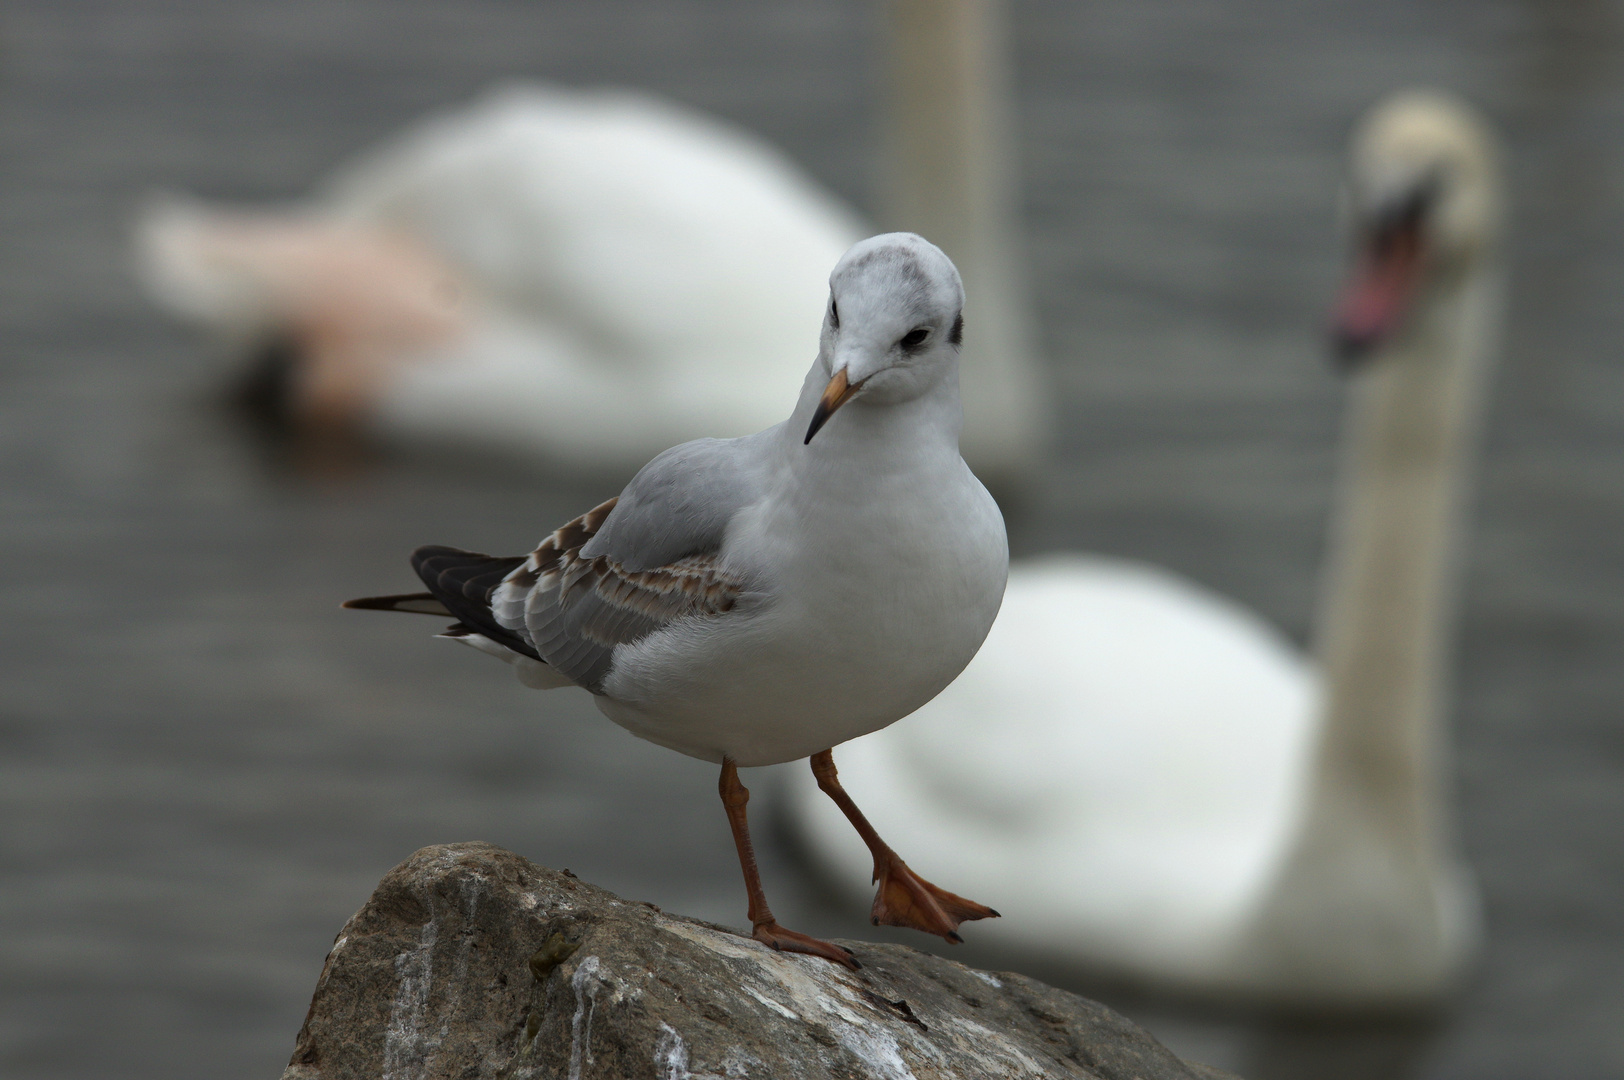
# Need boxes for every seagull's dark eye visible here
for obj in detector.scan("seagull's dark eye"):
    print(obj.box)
[829,299,840,329]
[899,327,930,350]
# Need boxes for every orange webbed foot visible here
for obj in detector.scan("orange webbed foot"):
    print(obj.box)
[752,920,861,970]
[870,854,999,943]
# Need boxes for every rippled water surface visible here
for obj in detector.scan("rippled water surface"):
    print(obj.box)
[2,2,1621,1077]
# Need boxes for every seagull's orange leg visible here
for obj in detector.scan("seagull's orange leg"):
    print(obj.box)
[810,749,998,943]
[719,758,858,969]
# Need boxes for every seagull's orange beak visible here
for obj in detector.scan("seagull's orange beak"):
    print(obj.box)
[804,368,863,444]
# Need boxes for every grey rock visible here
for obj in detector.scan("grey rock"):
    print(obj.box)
[281,843,1241,1080]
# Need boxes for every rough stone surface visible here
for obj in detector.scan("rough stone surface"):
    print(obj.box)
[281,843,1240,1080]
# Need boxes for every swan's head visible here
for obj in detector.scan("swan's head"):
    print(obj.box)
[1333,90,1503,360]
[804,232,965,443]
[135,198,467,428]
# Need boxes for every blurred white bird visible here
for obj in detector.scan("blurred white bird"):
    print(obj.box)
[787,90,1505,1009]
[136,3,1048,483]
[137,84,863,471]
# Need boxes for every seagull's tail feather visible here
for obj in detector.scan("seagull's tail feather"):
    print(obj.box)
[343,592,452,615]
[345,546,574,689]
[408,545,541,661]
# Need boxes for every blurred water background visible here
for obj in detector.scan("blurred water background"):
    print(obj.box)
[1,1,1621,1077]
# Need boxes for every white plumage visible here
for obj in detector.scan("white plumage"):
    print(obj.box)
[138,84,863,471]
[135,32,1050,482]
[794,555,1317,961]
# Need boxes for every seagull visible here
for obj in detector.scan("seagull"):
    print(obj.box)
[345,233,1009,968]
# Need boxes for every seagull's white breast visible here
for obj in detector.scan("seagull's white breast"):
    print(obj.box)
[597,451,1008,766]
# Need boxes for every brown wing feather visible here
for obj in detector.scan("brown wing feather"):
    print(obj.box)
[489,497,745,692]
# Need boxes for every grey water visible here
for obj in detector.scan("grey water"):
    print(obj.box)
[1,1,1621,1077]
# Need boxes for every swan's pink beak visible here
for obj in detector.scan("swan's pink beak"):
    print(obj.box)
[1332,216,1426,364]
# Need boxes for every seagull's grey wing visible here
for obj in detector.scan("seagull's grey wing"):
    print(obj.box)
[490,434,769,692]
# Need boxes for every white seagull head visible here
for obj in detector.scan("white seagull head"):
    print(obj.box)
[805,232,966,443]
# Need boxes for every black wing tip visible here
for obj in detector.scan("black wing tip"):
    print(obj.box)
[402,547,539,660]
[342,592,451,615]
[342,594,402,610]
[410,544,487,575]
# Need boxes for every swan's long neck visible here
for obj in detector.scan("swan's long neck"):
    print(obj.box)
[1315,259,1502,868]
[1242,256,1503,1002]
[881,0,1046,482]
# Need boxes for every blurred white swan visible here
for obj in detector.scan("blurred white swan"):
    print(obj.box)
[787,90,1505,1008]
[137,84,862,471]
[136,1,1047,481]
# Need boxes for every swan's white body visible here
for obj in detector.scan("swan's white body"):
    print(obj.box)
[137,22,1050,481]
[139,84,863,471]
[793,556,1320,976]
[788,91,1504,1006]
[338,87,868,467]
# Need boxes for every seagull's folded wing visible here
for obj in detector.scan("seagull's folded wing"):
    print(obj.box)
[491,433,769,693]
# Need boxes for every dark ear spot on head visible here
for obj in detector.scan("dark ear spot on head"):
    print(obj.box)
[949,312,964,346]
